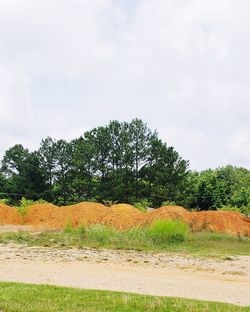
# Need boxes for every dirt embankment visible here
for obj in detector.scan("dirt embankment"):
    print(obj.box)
[0,202,250,237]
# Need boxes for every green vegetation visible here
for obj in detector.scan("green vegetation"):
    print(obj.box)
[0,198,11,205]
[15,197,48,224]
[0,119,250,211]
[134,199,152,212]
[0,225,249,257]
[148,220,189,243]
[184,167,250,213]
[0,282,248,312]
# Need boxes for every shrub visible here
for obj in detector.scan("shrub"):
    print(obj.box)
[0,198,11,205]
[219,205,250,216]
[19,197,34,208]
[64,219,73,233]
[134,199,152,212]
[162,201,177,206]
[147,220,189,243]
[16,197,34,224]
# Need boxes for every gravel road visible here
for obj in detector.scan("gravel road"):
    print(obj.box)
[0,243,249,306]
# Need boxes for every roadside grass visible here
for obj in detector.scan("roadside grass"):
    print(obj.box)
[0,282,249,312]
[0,224,249,257]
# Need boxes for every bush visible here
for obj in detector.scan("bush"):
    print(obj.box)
[147,220,189,243]
[64,219,73,233]
[219,205,250,216]
[134,199,152,212]
[0,198,11,205]
[162,201,177,206]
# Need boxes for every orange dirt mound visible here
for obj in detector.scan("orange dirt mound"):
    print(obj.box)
[25,203,60,228]
[60,202,108,228]
[0,203,21,225]
[96,204,144,229]
[139,206,191,227]
[190,211,250,237]
[25,202,107,229]
[1,201,250,237]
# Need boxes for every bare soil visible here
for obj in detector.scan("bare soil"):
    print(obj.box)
[0,243,249,306]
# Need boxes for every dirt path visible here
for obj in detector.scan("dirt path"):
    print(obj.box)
[0,243,249,306]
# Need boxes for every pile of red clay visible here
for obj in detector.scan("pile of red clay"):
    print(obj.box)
[24,202,108,229]
[0,202,250,237]
[96,204,144,230]
[190,211,250,237]
[0,203,21,225]
[139,206,192,227]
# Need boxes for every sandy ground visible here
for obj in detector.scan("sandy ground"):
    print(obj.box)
[0,243,249,306]
[0,225,37,233]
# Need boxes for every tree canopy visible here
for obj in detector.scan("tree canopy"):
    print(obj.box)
[1,119,250,213]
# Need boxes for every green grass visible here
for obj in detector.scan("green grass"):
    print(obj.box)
[148,220,189,243]
[0,282,249,312]
[0,226,249,257]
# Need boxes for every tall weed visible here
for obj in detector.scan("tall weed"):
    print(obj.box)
[147,220,189,243]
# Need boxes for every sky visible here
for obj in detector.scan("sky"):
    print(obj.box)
[0,0,250,170]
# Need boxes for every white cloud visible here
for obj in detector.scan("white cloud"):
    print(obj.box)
[0,0,249,170]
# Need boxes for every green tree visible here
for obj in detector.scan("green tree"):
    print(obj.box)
[142,137,189,206]
[1,145,47,200]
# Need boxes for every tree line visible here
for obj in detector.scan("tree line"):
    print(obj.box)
[0,119,249,212]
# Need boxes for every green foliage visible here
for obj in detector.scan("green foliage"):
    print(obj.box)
[0,198,10,205]
[19,197,35,208]
[183,166,250,211]
[4,119,186,207]
[162,200,177,206]
[14,197,48,224]
[1,121,250,211]
[148,220,189,243]
[64,219,73,233]
[219,205,250,216]
[134,199,152,212]
[219,206,242,212]
[16,209,28,225]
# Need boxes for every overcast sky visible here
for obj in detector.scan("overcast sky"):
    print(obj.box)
[0,0,250,170]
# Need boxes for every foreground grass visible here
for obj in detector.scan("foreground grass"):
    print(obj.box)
[0,225,249,257]
[0,282,249,312]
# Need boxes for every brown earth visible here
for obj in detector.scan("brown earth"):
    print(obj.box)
[0,202,250,237]
[0,203,21,225]
[138,205,192,226]
[190,210,250,237]
[96,204,144,229]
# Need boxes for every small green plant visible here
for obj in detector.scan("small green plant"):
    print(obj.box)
[219,205,250,216]
[64,219,73,233]
[0,198,11,205]
[134,199,152,212]
[19,197,35,208]
[147,220,189,243]
[16,197,34,224]
[162,201,177,206]
[17,206,28,224]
